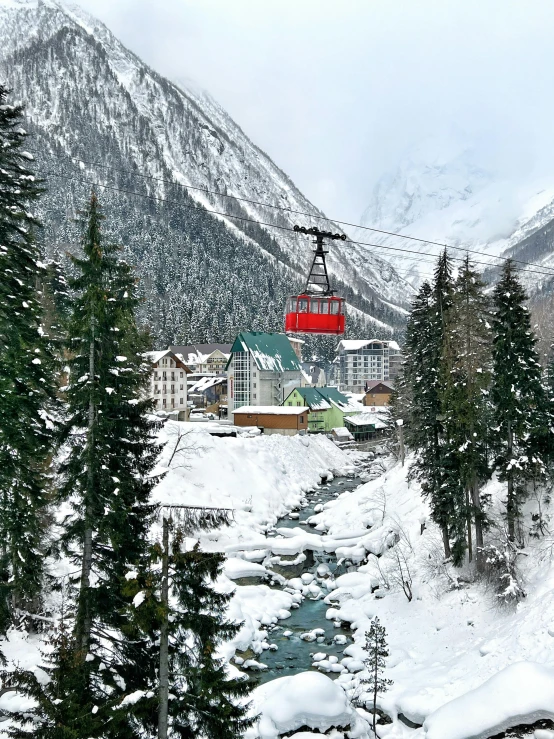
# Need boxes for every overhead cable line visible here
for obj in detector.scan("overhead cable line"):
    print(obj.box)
[34,149,554,276]
[42,171,554,280]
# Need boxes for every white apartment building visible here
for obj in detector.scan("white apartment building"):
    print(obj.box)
[337,339,402,393]
[170,344,231,375]
[147,350,192,419]
[226,331,303,415]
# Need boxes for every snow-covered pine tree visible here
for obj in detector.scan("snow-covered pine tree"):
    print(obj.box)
[0,85,57,624]
[123,515,255,739]
[8,191,162,737]
[491,259,545,543]
[355,616,393,736]
[441,256,493,567]
[406,250,459,559]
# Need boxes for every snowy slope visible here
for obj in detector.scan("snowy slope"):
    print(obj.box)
[356,132,554,291]
[0,0,412,343]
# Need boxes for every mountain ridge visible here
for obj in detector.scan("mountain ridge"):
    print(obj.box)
[0,0,412,351]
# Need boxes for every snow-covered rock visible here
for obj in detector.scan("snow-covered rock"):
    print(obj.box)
[251,672,361,739]
[423,662,554,739]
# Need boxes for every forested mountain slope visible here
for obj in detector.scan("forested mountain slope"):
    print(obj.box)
[0,0,411,351]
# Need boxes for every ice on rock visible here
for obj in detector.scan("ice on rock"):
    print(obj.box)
[317,563,330,577]
[224,558,268,580]
[277,609,291,620]
[423,662,554,739]
[312,652,327,662]
[283,630,293,637]
[333,635,348,645]
[300,573,314,585]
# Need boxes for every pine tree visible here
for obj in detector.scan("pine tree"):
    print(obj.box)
[7,192,161,738]
[122,513,255,739]
[406,250,459,559]
[355,617,393,736]
[441,256,493,566]
[491,259,545,542]
[0,85,57,625]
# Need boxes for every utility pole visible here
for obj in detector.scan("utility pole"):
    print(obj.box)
[396,418,405,467]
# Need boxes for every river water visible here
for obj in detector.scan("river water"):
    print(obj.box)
[251,475,364,685]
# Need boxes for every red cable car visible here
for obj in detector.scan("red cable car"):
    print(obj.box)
[285,225,347,336]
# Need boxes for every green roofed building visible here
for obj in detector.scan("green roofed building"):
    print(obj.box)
[283,386,359,433]
[227,332,303,415]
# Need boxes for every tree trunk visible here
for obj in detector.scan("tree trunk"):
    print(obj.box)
[441,525,451,559]
[466,486,473,563]
[372,648,378,736]
[471,478,484,572]
[158,515,170,739]
[77,330,95,657]
[507,421,515,542]
[398,423,405,467]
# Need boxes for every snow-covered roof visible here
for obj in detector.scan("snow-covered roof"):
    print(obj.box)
[145,349,191,371]
[344,412,388,429]
[233,406,309,415]
[230,332,301,373]
[332,427,353,438]
[188,376,226,393]
[336,338,402,353]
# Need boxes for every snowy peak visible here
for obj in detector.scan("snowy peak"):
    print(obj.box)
[358,131,554,290]
[362,134,494,233]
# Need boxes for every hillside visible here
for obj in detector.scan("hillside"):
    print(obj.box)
[0,0,412,352]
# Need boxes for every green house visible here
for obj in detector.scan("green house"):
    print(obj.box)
[283,386,355,433]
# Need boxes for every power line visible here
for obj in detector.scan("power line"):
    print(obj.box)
[35,149,554,277]
[43,170,554,280]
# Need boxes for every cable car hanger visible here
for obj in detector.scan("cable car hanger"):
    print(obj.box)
[285,225,347,336]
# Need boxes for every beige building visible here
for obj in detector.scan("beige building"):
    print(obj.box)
[147,350,192,419]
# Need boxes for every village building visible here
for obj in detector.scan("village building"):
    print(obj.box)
[337,339,402,393]
[363,380,394,407]
[146,349,192,419]
[226,332,303,415]
[169,343,232,374]
[283,386,359,434]
[344,411,388,442]
[232,406,309,436]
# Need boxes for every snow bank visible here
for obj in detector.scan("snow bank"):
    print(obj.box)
[423,662,554,739]
[249,672,363,739]
[223,558,268,580]
[153,422,355,550]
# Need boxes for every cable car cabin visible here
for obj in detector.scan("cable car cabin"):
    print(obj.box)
[285,295,345,336]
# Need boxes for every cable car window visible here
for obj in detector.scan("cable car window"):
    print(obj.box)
[298,298,308,313]
[310,299,319,314]
[289,298,297,312]
[319,299,329,314]
[330,301,339,315]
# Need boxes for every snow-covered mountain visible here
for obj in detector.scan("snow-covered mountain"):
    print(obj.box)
[0,0,412,348]
[356,132,554,292]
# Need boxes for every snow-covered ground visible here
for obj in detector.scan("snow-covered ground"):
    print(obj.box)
[1,427,554,739]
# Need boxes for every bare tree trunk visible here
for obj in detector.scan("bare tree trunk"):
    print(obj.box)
[441,526,451,559]
[372,648,378,736]
[507,422,515,542]
[77,329,95,657]
[466,486,473,563]
[158,515,170,739]
[471,477,484,572]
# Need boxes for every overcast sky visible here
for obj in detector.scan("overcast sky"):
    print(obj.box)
[76,0,554,223]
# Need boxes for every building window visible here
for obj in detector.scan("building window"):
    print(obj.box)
[180,372,184,378]
[233,351,251,409]
[163,385,166,393]
[180,398,183,404]
[162,398,166,407]
[299,416,304,422]
[297,401,301,406]
[180,384,183,390]
[171,398,175,407]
